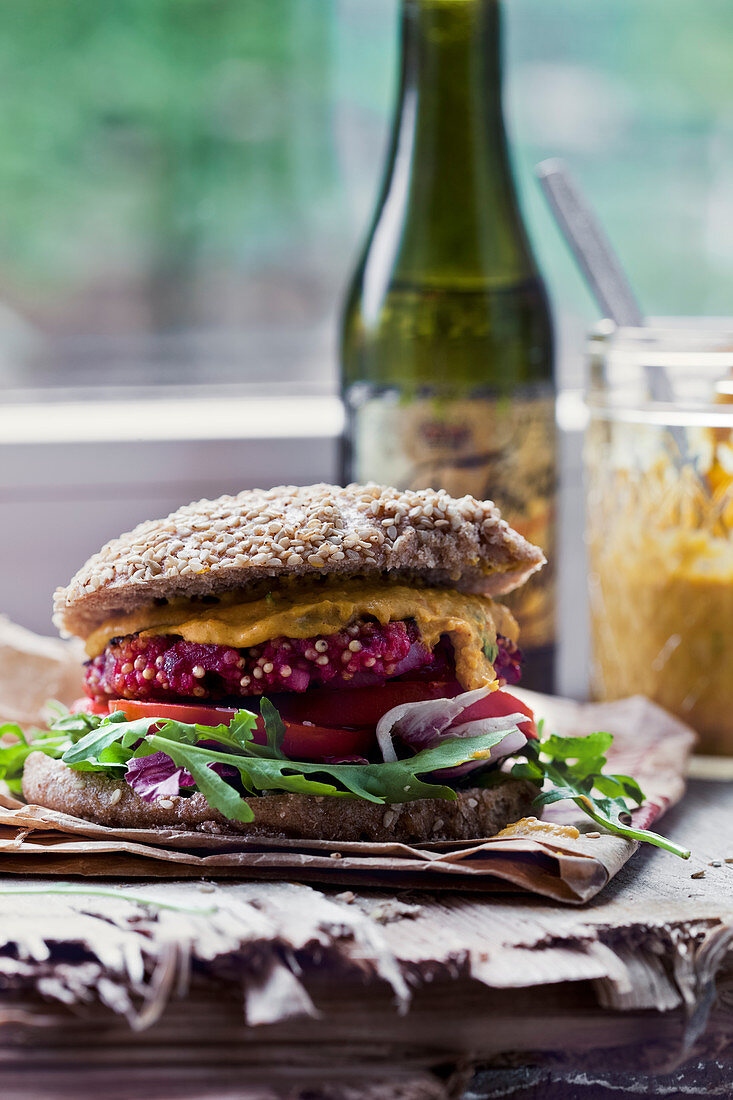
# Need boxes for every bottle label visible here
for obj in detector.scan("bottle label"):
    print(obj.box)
[347,389,556,650]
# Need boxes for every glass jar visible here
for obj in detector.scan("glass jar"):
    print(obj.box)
[585,321,733,755]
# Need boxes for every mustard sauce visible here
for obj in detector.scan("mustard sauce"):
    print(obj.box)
[495,818,581,840]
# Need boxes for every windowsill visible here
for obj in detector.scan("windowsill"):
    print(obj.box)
[0,389,344,445]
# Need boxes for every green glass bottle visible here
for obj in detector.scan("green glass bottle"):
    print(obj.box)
[340,0,556,692]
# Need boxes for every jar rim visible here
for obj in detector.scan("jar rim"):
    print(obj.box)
[589,318,733,353]
[587,318,733,420]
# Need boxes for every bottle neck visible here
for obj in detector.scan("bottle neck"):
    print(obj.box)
[401,0,505,157]
[375,0,532,285]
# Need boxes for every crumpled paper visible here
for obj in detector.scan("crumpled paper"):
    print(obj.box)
[0,620,695,903]
[0,615,84,724]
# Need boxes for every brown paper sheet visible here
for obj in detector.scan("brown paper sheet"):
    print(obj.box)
[0,616,84,724]
[0,620,695,903]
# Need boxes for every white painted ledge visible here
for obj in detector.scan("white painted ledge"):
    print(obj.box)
[0,393,345,445]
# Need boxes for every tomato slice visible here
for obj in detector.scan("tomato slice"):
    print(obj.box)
[277,680,464,729]
[459,689,537,740]
[110,699,239,726]
[72,696,111,717]
[254,719,375,761]
[108,698,375,762]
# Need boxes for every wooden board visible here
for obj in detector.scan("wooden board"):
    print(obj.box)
[0,778,731,1098]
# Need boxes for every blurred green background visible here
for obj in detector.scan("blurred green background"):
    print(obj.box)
[0,0,731,390]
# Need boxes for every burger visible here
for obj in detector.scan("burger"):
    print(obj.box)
[16,482,548,842]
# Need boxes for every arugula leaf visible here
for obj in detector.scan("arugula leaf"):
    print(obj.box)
[508,729,690,859]
[42,700,72,723]
[0,724,69,793]
[51,710,106,736]
[61,710,130,767]
[0,885,218,915]
[227,711,259,749]
[259,698,286,758]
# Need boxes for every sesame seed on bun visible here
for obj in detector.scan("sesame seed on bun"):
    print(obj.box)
[53,482,545,640]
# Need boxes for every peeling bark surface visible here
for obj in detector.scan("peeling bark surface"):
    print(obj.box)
[0,779,731,1097]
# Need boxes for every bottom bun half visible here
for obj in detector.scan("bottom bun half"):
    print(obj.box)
[22,751,538,843]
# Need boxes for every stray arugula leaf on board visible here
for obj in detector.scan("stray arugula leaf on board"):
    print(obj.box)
[508,720,689,859]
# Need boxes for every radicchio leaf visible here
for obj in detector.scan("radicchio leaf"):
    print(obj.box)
[376,687,492,761]
[126,748,239,803]
[126,751,194,802]
[375,687,528,779]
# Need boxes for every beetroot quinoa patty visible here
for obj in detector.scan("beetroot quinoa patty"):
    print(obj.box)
[87,619,425,702]
[85,619,522,704]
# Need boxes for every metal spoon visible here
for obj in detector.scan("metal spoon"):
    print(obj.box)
[536,157,688,457]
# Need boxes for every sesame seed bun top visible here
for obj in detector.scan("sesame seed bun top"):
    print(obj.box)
[53,482,545,640]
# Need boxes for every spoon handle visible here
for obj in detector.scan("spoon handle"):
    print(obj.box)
[537,158,691,461]
[537,158,644,328]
